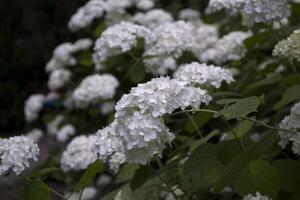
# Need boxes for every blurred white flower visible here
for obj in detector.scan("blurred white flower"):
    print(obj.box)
[26,129,43,142]
[242,192,271,200]
[56,124,76,142]
[47,69,71,91]
[24,94,45,122]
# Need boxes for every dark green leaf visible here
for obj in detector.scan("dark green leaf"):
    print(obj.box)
[233,159,280,199]
[130,165,155,191]
[274,85,300,110]
[218,96,261,120]
[117,164,139,183]
[273,159,300,192]
[74,160,103,192]
[31,167,59,178]
[185,112,213,134]
[21,179,51,200]
[189,130,221,153]
[223,119,254,140]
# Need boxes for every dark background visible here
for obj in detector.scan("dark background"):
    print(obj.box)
[0,0,85,135]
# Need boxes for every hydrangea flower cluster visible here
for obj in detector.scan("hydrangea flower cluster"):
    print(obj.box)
[143,21,196,75]
[26,129,43,142]
[45,39,93,72]
[131,9,173,29]
[178,9,201,24]
[242,192,271,200]
[206,0,291,25]
[200,31,252,64]
[24,94,45,122]
[242,0,291,25]
[0,136,39,175]
[206,0,244,14]
[47,69,71,91]
[56,124,76,142]
[94,124,125,172]
[273,29,300,61]
[68,0,157,31]
[173,62,235,88]
[72,74,119,108]
[60,135,98,171]
[278,102,300,155]
[93,21,154,69]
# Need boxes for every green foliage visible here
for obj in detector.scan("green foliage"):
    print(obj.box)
[21,179,51,200]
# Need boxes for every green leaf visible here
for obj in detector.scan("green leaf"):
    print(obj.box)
[216,98,240,105]
[185,112,213,134]
[218,96,261,120]
[94,21,106,37]
[31,167,59,178]
[212,132,279,193]
[130,165,155,191]
[274,85,300,110]
[21,179,51,200]
[117,164,139,183]
[189,130,221,153]
[223,119,254,140]
[233,159,280,199]
[129,62,146,83]
[244,31,272,49]
[74,160,103,192]
[183,143,221,193]
[273,159,300,192]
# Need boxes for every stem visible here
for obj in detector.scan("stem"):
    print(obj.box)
[171,109,299,135]
[221,118,244,151]
[47,186,67,200]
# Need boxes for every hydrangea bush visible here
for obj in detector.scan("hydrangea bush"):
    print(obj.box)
[2,0,300,199]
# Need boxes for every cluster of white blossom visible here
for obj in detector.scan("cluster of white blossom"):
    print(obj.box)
[68,0,157,31]
[206,0,291,25]
[131,9,173,29]
[47,69,71,91]
[46,115,76,142]
[24,94,45,122]
[61,135,98,171]
[100,101,115,115]
[242,192,271,200]
[200,31,252,64]
[72,74,119,108]
[278,102,300,155]
[143,21,196,75]
[178,9,201,24]
[192,24,219,56]
[94,124,125,172]
[242,0,291,25]
[26,129,43,142]
[45,39,93,72]
[206,0,244,14]
[173,62,235,88]
[0,136,39,175]
[93,21,154,69]
[273,29,300,61]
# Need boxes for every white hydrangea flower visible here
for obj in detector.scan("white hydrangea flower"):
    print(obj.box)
[242,0,291,25]
[143,21,197,74]
[193,24,219,56]
[47,115,64,136]
[143,56,177,75]
[61,135,97,171]
[278,102,300,155]
[47,69,71,91]
[108,152,126,172]
[46,39,93,72]
[132,0,156,10]
[178,9,201,23]
[68,0,106,32]
[67,187,97,200]
[0,136,39,175]
[24,94,45,122]
[174,62,234,88]
[206,0,244,14]
[94,124,125,171]
[131,9,173,29]
[93,21,154,68]
[242,192,271,200]
[273,29,300,61]
[56,124,76,142]
[103,0,131,13]
[100,101,115,115]
[26,129,43,142]
[72,74,119,108]
[200,31,251,64]
[115,77,212,118]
